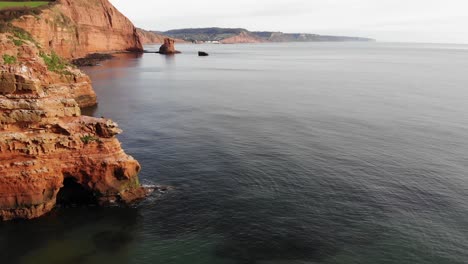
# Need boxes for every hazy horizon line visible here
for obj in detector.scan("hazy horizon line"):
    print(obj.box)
[138,26,468,45]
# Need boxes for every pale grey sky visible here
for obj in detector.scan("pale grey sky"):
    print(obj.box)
[110,0,468,44]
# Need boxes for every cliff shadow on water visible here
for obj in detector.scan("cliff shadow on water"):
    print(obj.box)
[0,206,142,264]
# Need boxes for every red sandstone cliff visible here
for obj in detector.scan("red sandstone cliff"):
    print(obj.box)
[11,0,143,59]
[220,31,266,44]
[0,29,147,221]
[137,28,186,45]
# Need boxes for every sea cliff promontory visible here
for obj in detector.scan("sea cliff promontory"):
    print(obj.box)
[10,0,143,59]
[136,28,186,45]
[0,0,147,221]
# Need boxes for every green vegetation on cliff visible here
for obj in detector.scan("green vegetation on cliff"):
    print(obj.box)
[0,10,74,77]
[39,51,73,75]
[2,54,16,64]
[0,22,40,48]
[11,26,35,42]
[0,1,49,10]
[80,135,101,144]
[0,1,55,23]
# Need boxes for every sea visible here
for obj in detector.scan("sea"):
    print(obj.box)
[1,42,468,264]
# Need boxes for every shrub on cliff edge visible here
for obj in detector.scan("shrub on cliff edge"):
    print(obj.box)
[0,22,39,47]
[2,54,17,64]
[80,135,101,144]
[39,51,73,76]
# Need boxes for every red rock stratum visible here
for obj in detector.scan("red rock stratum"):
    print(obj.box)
[0,28,146,221]
[11,0,143,59]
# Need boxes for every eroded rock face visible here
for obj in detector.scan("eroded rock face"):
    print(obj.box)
[136,28,186,45]
[0,34,146,221]
[220,31,266,44]
[11,0,143,59]
[137,28,167,45]
[159,38,181,54]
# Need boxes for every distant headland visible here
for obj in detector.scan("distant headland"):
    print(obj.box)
[142,27,375,44]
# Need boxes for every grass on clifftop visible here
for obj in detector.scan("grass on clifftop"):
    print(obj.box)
[0,2,49,10]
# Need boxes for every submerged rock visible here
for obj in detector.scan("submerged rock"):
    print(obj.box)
[71,53,115,67]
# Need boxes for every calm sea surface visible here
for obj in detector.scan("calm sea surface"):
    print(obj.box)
[1,42,468,264]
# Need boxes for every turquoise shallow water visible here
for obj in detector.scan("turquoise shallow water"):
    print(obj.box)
[1,42,468,264]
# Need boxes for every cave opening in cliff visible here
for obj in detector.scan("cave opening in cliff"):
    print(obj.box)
[56,177,97,206]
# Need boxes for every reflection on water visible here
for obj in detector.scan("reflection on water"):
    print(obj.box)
[0,207,140,264]
[2,42,468,264]
[164,54,176,66]
[81,53,143,82]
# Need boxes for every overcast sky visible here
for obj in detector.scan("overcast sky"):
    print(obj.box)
[110,0,468,44]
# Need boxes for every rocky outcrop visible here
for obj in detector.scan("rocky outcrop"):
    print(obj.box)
[10,0,143,59]
[0,32,147,221]
[159,38,180,54]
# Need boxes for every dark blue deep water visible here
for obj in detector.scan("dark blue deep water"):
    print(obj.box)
[1,42,468,263]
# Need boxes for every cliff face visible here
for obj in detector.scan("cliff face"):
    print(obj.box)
[0,32,146,221]
[220,31,266,44]
[163,27,375,43]
[255,32,375,42]
[11,0,142,59]
[137,28,166,44]
[137,28,186,45]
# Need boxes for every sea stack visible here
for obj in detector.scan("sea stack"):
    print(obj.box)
[159,38,181,54]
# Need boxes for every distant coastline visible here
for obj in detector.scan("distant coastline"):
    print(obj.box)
[144,27,375,44]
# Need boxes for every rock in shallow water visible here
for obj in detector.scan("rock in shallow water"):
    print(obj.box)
[159,38,181,55]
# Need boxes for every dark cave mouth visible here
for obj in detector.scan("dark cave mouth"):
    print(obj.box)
[56,177,98,206]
